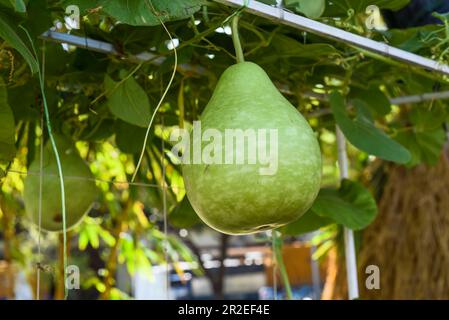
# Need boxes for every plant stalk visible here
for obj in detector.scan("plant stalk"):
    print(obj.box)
[272,231,293,300]
[55,231,71,300]
[231,15,245,63]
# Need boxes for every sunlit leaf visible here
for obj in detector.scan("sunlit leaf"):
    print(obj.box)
[78,229,89,250]
[86,224,100,249]
[98,228,116,247]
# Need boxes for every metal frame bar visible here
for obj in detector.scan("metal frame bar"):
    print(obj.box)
[336,126,360,300]
[213,0,449,76]
[390,91,449,105]
[40,30,449,106]
[41,30,118,55]
[40,30,208,75]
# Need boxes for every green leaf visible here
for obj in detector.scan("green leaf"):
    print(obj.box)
[23,0,53,39]
[281,209,333,236]
[100,0,205,26]
[312,179,377,230]
[349,85,391,117]
[104,75,152,128]
[395,128,446,167]
[285,0,326,19]
[169,196,201,229]
[12,0,26,12]
[98,228,116,247]
[0,13,38,74]
[144,248,161,264]
[325,0,409,16]
[7,82,39,121]
[393,104,447,167]
[78,230,89,251]
[330,91,411,164]
[115,120,148,153]
[381,28,431,53]
[283,180,378,234]
[0,78,16,161]
[86,224,100,249]
[409,105,449,131]
[255,33,337,65]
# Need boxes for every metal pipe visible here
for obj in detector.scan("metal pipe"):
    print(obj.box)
[213,0,449,76]
[301,90,449,106]
[41,30,118,55]
[336,126,360,300]
[40,30,208,76]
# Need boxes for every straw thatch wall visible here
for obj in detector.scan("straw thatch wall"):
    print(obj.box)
[359,152,449,299]
[324,152,449,299]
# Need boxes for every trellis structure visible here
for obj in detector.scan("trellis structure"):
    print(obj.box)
[38,0,449,300]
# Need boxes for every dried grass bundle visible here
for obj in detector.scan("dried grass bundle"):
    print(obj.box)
[359,152,449,299]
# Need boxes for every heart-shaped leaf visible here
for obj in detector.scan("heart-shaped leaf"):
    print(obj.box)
[395,128,446,167]
[312,179,377,230]
[281,209,333,236]
[105,75,152,128]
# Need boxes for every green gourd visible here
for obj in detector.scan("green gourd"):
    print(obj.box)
[182,62,322,235]
[23,136,98,232]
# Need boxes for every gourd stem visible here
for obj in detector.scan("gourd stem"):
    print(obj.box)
[231,14,245,63]
[273,231,293,300]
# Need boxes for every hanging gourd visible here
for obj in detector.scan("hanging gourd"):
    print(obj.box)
[181,14,322,235]
[23,135,98,232]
